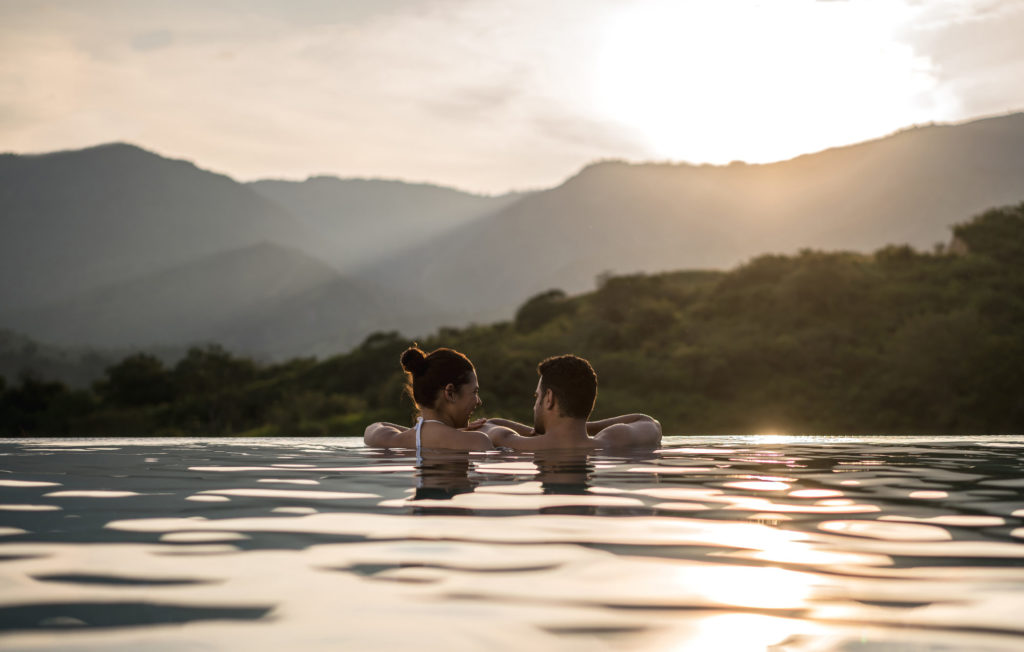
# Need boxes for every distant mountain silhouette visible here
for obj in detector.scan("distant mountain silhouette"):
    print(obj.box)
[360,112,1024,319]
[2,112,1023,360]
[0,143,310,313]
[0,144,480,358]
[2,242,397,358]
[249,177,523,270]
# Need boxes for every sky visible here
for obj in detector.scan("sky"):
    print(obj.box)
[1,0,1023,194]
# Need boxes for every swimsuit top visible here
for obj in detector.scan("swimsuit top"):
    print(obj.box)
[414,417,447,481]
[414,417,447,453]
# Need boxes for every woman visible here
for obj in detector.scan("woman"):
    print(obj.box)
[363,346,493,452]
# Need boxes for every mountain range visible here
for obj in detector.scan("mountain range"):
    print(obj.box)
[1,111,1023,364]
[249,177,523,271]
[361,112,1024,319]
[0,144,514,359]
[0,144,308,313]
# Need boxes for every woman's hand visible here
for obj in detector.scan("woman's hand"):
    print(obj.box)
[464,418,488,430]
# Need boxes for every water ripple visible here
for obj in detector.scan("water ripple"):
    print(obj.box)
[0,435,1023,650]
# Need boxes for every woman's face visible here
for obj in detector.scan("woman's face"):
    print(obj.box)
[444,372,482,428]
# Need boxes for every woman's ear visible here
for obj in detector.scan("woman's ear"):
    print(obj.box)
[445,383,456,402]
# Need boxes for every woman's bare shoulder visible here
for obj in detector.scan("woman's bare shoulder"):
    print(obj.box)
[422,422,493,451]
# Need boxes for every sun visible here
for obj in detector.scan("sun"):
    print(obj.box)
[590,0,957,165]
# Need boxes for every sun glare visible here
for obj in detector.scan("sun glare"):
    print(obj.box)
[683,564,817,610]
[592,0,957,164]
[666,613,820,651]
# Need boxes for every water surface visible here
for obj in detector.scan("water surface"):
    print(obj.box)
[1,435,1024,651]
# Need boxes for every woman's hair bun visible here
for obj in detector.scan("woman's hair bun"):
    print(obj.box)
[400,346,428,375]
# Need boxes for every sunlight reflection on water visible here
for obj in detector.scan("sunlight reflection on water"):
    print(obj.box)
[1,435,1023,650]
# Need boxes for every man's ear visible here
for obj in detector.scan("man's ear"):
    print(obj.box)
[543,388,556,411]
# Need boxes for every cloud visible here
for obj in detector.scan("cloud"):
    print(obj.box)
[0,0,1020,192]
[903,0,1024,116]
[131,29,173,52]
[532,113,650,157]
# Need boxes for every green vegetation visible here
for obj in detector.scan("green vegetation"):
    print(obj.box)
[2,203,1022,436]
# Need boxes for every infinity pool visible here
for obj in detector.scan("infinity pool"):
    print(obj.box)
[1,436,1023,651]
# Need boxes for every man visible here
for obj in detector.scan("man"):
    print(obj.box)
[482,354,661,450]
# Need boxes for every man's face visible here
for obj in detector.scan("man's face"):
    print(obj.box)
[532,378,547,434]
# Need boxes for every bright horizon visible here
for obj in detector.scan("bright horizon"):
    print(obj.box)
[2,0,1023,194]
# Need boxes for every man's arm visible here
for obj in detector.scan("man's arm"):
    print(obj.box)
[483,418,535,436]
[590,415,662,449]
[586,414,657,435]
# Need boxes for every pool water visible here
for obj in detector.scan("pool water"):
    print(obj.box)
[1,435,1024,651]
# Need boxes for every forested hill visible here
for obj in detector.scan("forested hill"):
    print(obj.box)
[0,330,123,390]
[2,203,1021,437]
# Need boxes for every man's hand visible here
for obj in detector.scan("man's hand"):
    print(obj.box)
[464,418,488,430]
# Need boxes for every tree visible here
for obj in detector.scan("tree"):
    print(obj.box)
[173,345,256,396]
[95,353,173,407]
[514,289,572,332]
[953,203,1024,264]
